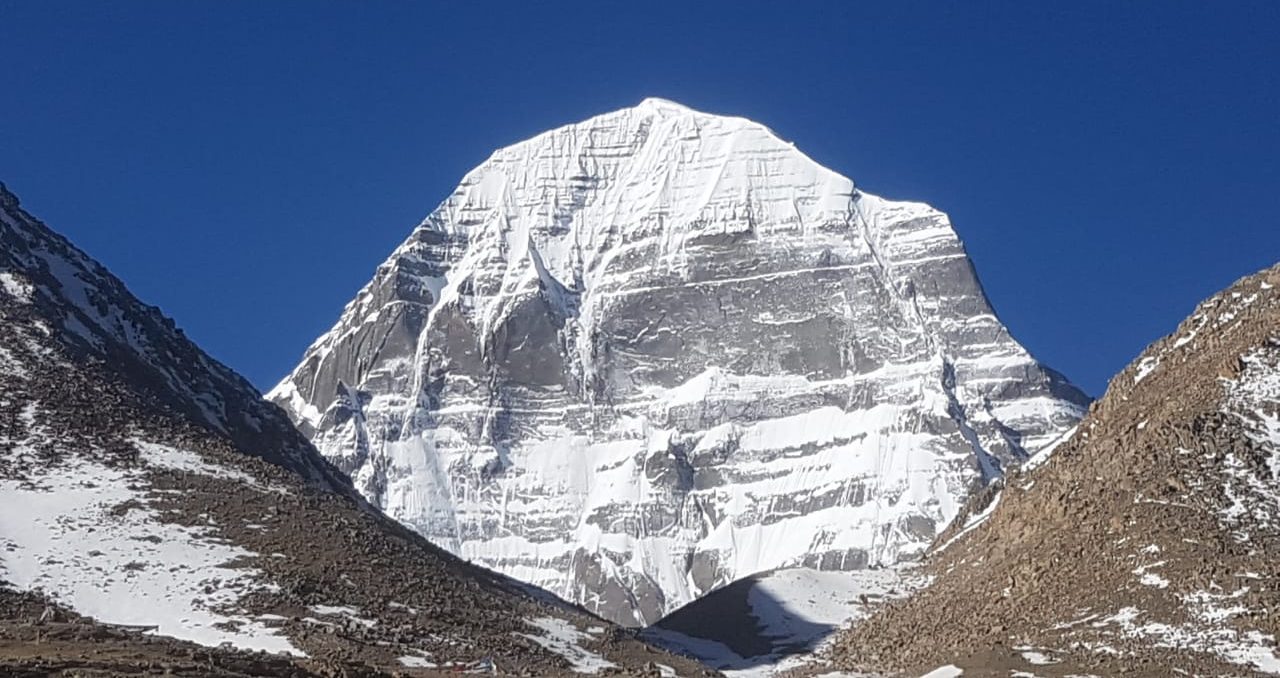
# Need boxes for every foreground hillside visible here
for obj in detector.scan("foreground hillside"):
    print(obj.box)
[0,183,713,676]
[829,263,1280,676]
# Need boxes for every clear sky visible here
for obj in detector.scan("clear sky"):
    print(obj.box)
[2,1,1277,396]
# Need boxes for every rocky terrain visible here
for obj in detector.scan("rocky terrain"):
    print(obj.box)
[270,98,1088,626]
[0,182,714,676]
[827,263,1280,676]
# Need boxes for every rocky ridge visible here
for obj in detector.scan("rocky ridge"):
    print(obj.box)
[0,184,347,491]
[828,263,1280,676]
[269,98,1089,625]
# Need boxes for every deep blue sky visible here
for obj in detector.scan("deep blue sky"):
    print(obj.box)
[2,2,1277,396]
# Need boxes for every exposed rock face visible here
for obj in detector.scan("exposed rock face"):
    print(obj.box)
[829,264,1280,676]
[0,183,714,677]
[270,98,1088,625]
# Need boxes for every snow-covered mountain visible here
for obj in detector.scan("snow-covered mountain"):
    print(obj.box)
[0,182,711,676]
[270,98,1089,625]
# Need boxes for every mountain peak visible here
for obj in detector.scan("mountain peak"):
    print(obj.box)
[474,99,784,192]
[635,96,695,114]
[271,103,1088,625]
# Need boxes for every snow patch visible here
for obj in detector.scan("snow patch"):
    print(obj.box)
[1218,347,1280,531]
[1095,600,1280,673]
[0,454,301,656]
[309,604,376,628]
[1132,560,1170,589]
[518,617,616,674]
[0,270,33,302]
[398,653,437,668]
[1018,648,1056,665]
[1134,356,1160,383]
[131,438,283,493]
[1138,572,1170,588]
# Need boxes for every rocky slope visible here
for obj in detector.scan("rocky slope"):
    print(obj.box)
[0,183,713,676]
[828,263,1280,676]
[269,98,1089,625]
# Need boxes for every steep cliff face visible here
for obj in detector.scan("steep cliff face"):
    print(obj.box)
[270,98,1088,625]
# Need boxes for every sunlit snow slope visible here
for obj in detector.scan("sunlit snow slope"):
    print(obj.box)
[270,98,1088,625]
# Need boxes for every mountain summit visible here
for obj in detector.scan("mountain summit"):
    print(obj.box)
[270,99,1089,625]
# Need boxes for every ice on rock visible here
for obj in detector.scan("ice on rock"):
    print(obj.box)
[270,99,1089,625]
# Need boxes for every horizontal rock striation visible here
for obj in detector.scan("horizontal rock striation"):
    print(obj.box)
[271,98,1088,625]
